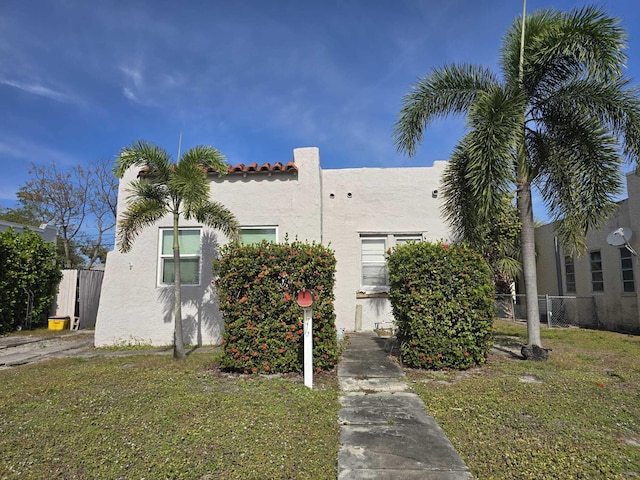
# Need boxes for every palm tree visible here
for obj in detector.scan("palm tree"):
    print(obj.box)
[394,5,640,356]
[115,140,239,359]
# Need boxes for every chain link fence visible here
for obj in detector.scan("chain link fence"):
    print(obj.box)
[496,294,579,328]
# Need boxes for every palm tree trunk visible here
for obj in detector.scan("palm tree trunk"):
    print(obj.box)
[172,211,186,359]
[517,181,542,347]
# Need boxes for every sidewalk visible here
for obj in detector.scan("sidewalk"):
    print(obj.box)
[337,333,472,479]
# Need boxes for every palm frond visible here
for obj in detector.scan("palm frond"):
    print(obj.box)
[115,140,172,181]
[534,78,640,162]
[393,64,499,156]
[117,198,167,253]
[190,201,239,239]
[535,115,622,254]
[170,161,210,211]
[180,145,228,175]
[441,145,479,241]
[502,6,627,94]
[125,179,170,205]
[500,8,562,86]
[462,85,522,212]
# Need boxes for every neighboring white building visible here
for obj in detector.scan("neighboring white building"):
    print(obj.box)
[535,171,640,334]
[95,147,451,347]
[0,220,58,242]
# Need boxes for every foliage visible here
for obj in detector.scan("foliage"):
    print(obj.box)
[0,229,62,333]
[213,240,339,374]
[115,140,238,359]
[387,241,494,370]
[12,159,118,268]
[409,319,640,479]
[0,205,41,227]
[461,195,521,294]
[394,5,640,348]
[0,353,340,479]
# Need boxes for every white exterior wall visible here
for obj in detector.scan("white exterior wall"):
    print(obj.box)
[95,147,451,346]
[535,172,640,334]
[95,148,322,346]
[322,162,451,331]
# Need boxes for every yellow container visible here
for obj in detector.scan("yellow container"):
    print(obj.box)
[48,316,70,330]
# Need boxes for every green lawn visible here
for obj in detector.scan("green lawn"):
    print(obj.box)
[0,353,339,479]
[410,320,640,479]
[3,322,639,479]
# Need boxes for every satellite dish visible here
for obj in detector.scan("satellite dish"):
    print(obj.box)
[606,227,632,247]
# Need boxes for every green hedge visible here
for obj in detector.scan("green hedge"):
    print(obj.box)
[213,241,339,374]
[0,228,62,333]
[387,241,494,370]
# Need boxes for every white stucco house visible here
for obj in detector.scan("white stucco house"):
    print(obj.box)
[535,171,640,334]
[95,147,451,347]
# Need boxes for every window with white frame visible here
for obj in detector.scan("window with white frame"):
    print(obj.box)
[360,233,423,290]
[394,235,423,247]
[159,228,201,285]
[590,250,604,292]
[239,226,278,245]
[620,247,635,293]
[361,237,388,288]
[564,256,576,293]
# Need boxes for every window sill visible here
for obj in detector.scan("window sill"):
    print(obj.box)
[356,291,389,299]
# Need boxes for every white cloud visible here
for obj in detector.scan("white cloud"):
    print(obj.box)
[0,78,83,105]
[122,87,138,101]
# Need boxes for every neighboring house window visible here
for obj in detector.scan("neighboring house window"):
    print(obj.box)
[361,237,388,288]
[620,247,635,293]
[159,228,201,285]
[239,226,277,245]
[590,250,604,292]
[564,256,576,293]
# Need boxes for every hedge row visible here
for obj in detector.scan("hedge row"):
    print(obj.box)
[387,241,494,370]
[0,228,62,333]
[213,241,339,374]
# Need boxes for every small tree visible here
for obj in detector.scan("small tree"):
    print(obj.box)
[17,163,91,268]
[0,229,62,333]
[115,140,238,359]
[13,159,118,269]
[83,159,118,268]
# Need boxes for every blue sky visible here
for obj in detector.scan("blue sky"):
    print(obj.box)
[1,1,639,222]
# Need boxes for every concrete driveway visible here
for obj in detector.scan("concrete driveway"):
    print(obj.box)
[0,331,95,368]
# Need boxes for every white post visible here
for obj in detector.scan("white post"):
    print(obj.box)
[303,307,313,389]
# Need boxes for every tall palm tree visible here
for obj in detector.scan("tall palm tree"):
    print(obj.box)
[115,140,238,359]
[394,5,640,355]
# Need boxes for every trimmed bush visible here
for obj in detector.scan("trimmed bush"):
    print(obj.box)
[213,240,338,374]
[387,241,494,370]
[0,228,62,333]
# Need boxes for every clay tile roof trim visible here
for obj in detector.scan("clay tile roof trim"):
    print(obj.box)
[220,161,298,176]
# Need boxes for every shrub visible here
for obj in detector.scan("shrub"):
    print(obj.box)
[213,240,339,374]
[387,241,494,370]
[0,228,62,333]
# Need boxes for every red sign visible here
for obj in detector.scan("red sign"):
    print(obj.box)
[297,289,315,308]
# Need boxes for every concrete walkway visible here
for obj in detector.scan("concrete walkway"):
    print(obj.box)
[338,333,472,479]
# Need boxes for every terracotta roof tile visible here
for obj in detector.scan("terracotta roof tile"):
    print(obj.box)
[139,160,298,178]
[221,161,298,176]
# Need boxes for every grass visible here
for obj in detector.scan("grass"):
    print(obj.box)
[0,352,339,479]
[408,320,640,479]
